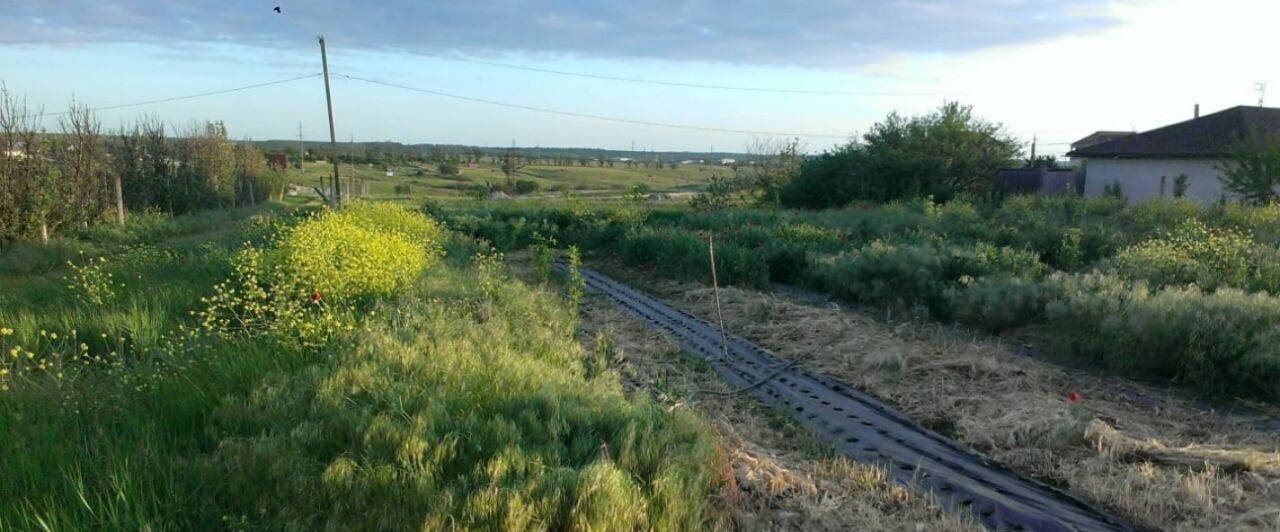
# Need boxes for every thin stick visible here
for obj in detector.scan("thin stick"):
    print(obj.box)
[708,234,731,363]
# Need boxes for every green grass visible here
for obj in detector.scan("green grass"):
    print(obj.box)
[292,160,725,199]
[0,202,726,529]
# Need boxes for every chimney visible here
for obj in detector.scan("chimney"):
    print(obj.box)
[1194,103,1200,119]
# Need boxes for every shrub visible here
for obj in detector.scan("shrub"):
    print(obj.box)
[947,275,1064,333]
[199,203,446,344]
[618,228,768,287]
[1111,219,1253,291]
[811,240,1045,318]
[513,179,541,195]
[438,161,461,176]
[1046,272,1280,400]
[691,174,754,211]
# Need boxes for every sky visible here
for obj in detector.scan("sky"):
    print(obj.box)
[1,0,1277,155]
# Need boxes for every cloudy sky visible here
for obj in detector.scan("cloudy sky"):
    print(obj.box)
[1,0,1277,154]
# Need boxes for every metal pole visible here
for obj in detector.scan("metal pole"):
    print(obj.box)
[319,35,341,205]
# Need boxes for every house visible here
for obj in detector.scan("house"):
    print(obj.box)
[719,158,736,165]
[1070,131,1134,152]
[266,153,289,170]
[1067,105,1280,203]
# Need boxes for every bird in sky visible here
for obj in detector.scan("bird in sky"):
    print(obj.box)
[273,6,281,13]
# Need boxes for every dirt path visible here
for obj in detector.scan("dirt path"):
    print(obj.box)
[594,262,1280,531]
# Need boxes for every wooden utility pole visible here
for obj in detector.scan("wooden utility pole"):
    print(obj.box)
[319,35,341,205]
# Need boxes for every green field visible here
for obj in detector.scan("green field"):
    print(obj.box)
[291,160,725,199]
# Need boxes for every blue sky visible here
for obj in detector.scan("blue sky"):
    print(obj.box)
[2,0,1278,155]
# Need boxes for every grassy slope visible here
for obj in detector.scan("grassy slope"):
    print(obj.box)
[0,204,725,529]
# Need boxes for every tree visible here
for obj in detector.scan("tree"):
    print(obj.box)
[780,102,1020,208]
[746,137,804,205]
[1219,133,1280,205]
[1173,173,1189,198]
[501,148,526,187]
[438,161,461,176]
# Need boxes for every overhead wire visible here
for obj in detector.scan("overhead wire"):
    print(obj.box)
[334,73,852,139]
[435,56,954,97]
[42,73,322,117]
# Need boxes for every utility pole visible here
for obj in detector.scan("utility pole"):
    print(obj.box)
[319,35,341,205]
[301,122,322,195]
[297,122,304,169]
[1256,81,1268,107]
[1030,134,1037,163]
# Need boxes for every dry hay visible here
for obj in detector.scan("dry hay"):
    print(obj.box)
[577,294,980,531]
[593,265,1280,531]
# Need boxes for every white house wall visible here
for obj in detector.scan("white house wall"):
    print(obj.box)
[1083,158,1229,204]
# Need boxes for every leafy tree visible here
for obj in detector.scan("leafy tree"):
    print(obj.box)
[690,174,754,211]
[747,138,804,205]
[501,148,525,187]
[513,179,540,195]
[438,161,461,176]
[626,183,651,203]
[780,102,1019,208]
[1219,134,1280,205]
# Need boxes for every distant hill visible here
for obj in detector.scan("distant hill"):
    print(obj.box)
[252,140,750,162]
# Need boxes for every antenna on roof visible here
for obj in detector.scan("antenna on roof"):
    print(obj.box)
[1255,81,1268,107]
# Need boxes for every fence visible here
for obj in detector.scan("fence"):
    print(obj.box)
[997,167,1085,195]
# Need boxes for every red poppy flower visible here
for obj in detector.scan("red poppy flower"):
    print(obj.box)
[1067,391,1082,403]
[310,290,322,303]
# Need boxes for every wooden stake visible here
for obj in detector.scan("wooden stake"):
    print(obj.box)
[708,234,731,362]
[114,173,125,225]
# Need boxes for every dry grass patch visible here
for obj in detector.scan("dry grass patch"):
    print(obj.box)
[597,264,1280,531]
[577,293,979,531]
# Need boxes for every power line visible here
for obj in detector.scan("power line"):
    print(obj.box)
[335,73,852,139]
[43,73,322,117]
[438,56,954,97]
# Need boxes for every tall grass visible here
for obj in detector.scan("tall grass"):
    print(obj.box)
[1,201,726,529]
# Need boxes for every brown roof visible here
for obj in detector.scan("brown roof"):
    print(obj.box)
[1066,106,1280,159]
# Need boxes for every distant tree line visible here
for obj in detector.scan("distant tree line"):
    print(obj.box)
[0,87,285,243]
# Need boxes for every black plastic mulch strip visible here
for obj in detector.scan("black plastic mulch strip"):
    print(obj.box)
[568,265,1132,532]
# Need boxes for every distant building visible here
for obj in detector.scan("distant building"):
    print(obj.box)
[267,153,289,170]
[719,158,736,165]
[1067,105,1280,204]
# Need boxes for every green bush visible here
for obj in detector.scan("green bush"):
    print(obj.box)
[1045,272,1280,399]
[1111,219,1254,291]
[947,275,1064,333]
[618,228,768,287]
[513,179,541,195]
